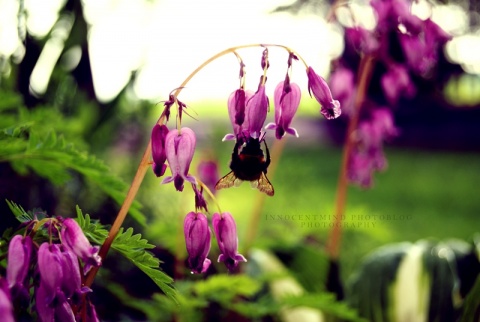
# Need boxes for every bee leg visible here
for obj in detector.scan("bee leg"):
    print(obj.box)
[229,139,242,171]
[263,140,271,170]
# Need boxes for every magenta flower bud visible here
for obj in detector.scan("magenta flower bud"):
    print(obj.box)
[192,184,208,212]
[162,127,197,191]
[348,151,374,188]
[231,89,246,126]
[246,84,269,139]
[398,34,431,75]
[151,124,169,177]
[6,235,33,289]
[224,89,254,141]
[38,243,64,300]
[307,67,341,120]
[35,283,54,322]
[60,218,101,273]
[184,212,211,274]
[381,64,415,105]
[0,278,15,322]
[59,247,82,299]
[329,67,356,115]
[348,108,397,188]
[212,212,246,272]
[197,160,219,194]
[35,284,75,322]
[370,0,390,30]
[265,80,301,139]
[371,109,398,141]
[345,27,379,54]
[390,0,423,35]
[424,18,452,46]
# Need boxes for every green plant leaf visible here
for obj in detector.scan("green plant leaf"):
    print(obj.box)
[0,102,146,225]
[75,205,109,244]
[112,227,177,302]
[6,200,34,223]
[75,206,177,303]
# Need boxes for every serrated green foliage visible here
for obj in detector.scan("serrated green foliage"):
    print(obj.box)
[75,205,109,244]
[282,293,368,322]
[0,101,146,225]
[75,206,177,303]
[112,227,177,302]
[6,199,33,223]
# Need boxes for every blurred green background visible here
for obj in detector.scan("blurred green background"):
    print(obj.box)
[1,0,480,320]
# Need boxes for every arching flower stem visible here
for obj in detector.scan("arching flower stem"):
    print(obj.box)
[85,44,304,287]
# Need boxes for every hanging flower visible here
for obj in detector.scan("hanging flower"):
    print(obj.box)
[151,124,169,177]
[184,212,211,274]
[162,127,197,191]
[223,89,254,141]
[60,218,101,273]
[307,67,341,119]
[212,212,246,271]
[6,235,32,290]
[0,278,14,322]
[246,84,269,139]
[265,79,301,139]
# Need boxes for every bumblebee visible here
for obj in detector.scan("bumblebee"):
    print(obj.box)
[215,136,274,196]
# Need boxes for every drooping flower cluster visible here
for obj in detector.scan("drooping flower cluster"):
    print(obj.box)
[329,0,451,187]
[224,49,341,143]
[150,45,341,273]
[348,109,398,187]
[3,218,101,321]
[183,211,246,274]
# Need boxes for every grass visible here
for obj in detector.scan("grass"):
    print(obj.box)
[139,116,479,282]
[209,139,480,279]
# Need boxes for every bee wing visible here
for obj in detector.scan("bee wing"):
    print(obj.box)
[256,172,274,196]
[215,171,240,191]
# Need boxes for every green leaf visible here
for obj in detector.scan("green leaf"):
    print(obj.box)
[75,206,177,302]
[75,205,108,244]
[6,200,34,223]
[112,228,177,302]
[0,102,146,225]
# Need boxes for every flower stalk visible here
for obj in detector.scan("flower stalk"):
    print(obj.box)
[326,55,375,259]
[84,43,312,287]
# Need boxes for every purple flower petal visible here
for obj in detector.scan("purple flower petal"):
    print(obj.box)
[37,243,64,299]
[184,212,211,274]
[212,212,246,272]
[197,160,219,194]
[60,219,101,273]
[246,85,269,139]
[151,124,169,177]
[268,80,301,139]
[0,278,14,322]
[307,67,341,120]
[6,235,32,290]
[381,64,415,105]
[163,127,197,191]
[329,67,356,115]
